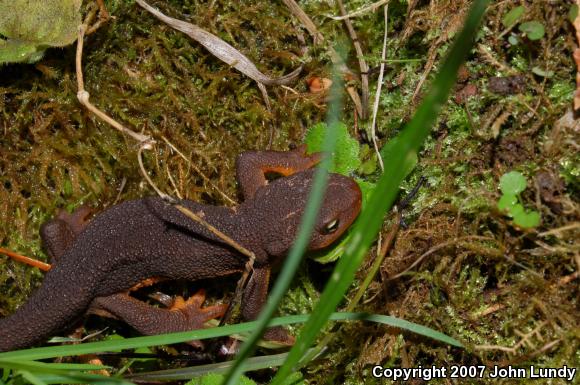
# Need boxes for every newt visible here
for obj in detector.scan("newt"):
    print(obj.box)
[0,147,362,352]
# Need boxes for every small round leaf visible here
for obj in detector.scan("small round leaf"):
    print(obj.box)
[498,194,518,212]
[508,35,519,46]
[508,203,524,219]
[519,21,545,41]
[514,210,541,228]
[499,171,527,195]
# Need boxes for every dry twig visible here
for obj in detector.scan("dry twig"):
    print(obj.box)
[76,24,153,146]
[338,0,369,120]
[369,5,389,171]
[326,0,390,21]
[281,0,364,118]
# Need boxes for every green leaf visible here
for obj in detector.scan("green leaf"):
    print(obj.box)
[497,193,517,212]
[508,203,524,218]
[514,210,540,228]
[499,171,527,195]
[0,39,45,64]
[502,6,525,28]
[0,313,459,363]
[531,66,554,78]
[519,21,545,41]
[569,4,578,24]
[18,372,133,385]
[0,0,81,64]
[305,122,361,175]
[508,34,519,45]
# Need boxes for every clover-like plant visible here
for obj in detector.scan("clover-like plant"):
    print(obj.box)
[497,171,540,229]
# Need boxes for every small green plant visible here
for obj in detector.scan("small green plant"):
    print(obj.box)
[305,122,361,175]
[497,171,540,229]
[501,6,545,45]
[518,21,545,41]
[501,6,524,28]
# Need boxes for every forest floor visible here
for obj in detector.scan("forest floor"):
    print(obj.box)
[0,1,578,384]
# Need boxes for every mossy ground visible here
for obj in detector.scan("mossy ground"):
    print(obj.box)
[0,0,578,384]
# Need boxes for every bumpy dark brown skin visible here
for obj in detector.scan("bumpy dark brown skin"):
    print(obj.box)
[0,147,362,352]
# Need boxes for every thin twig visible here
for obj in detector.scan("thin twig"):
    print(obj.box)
[369,5,388,171]
[86,0,111,35]
[161,136,236,205]
[338,0,369,120]
[0,247,51,272]
[76,24,153,145]
[173,205,256,264]
[281,0,364,117]
[326,0,391,20]
[137,145,171,200]
[165,163,183,199]
[388,236,495,280]
[173,205,257,327]
[538,222,580,237]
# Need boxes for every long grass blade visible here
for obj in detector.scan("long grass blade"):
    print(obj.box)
[270,1,490,383]
[220,45,347,385]
[0,312,457,363]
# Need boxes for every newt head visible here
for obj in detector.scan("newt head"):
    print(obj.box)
[250,169,362,258]
[309,173,362,250]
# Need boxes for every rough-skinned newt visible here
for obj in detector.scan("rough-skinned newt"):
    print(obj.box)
[0,147,362,352]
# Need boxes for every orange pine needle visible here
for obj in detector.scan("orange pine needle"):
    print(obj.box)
[0,247,52,272]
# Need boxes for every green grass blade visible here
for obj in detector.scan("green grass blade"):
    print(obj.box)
[125,351,295,381]
[0,312,457,371]
[17,371,48,385]
[0,359,108,373]
[125,314,458,381]
[21,373,134,385]
[220,45,346,385]
[270,1,489,383]
[126,311,461,382]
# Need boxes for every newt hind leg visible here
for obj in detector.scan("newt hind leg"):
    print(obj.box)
[91,289,228,348]
[235,144,321,200]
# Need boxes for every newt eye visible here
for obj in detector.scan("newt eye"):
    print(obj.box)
[322,219,340,234]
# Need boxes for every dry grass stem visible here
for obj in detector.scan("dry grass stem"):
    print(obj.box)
[326,0,390,21]
[338,0,369,120]
[370,5,389,171]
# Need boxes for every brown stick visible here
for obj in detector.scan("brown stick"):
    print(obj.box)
[338,0,369,120]
[0,247,51,272]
